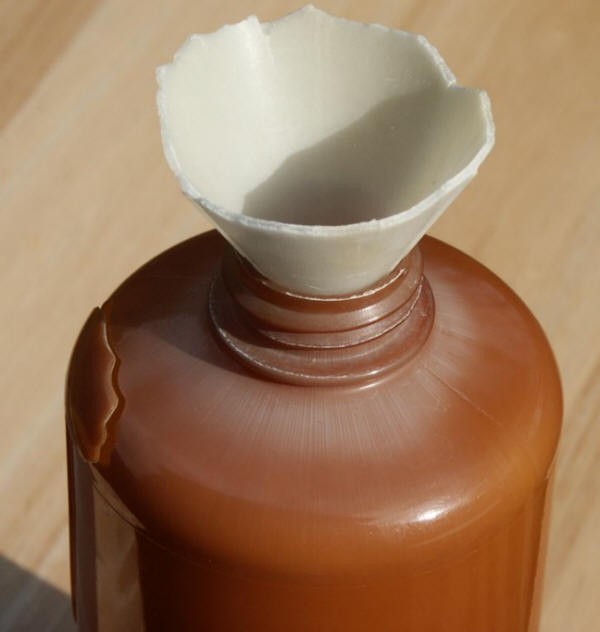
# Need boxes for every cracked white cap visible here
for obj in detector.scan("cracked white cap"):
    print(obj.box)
[157,4,494,295]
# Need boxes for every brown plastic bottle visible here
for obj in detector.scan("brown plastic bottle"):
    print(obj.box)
[66,229,561,631]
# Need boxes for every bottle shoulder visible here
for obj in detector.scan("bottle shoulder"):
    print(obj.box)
[66,231,562,577]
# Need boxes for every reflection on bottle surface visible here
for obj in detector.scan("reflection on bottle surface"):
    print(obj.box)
[66,231,561,631]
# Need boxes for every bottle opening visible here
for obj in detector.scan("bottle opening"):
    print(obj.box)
[209,245,434,385]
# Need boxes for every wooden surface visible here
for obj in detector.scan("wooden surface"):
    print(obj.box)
[1,1,598,630]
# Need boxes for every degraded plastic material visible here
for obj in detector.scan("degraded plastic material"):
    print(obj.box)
[156,6,494,295]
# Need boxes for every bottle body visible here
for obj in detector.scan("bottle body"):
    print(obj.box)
[66,232,561,631]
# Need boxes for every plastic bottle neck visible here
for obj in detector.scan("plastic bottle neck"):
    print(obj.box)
[209,246,434,386]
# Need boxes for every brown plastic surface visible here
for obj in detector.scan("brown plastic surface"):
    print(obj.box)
[66,231,562,631]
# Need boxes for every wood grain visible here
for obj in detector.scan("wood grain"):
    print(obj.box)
[1,1,598,630]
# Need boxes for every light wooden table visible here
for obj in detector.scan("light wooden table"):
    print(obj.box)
[1,1,598,630]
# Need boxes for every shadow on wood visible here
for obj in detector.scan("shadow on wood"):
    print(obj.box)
[0,555,76,632]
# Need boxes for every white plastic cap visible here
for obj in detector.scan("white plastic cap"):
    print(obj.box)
[157,5,494,295]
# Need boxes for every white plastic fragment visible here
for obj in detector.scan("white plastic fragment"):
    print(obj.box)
[157,5,494,295]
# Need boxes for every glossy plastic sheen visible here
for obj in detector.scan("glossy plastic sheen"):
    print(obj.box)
[209,246,433,385]
[66,232,562,631]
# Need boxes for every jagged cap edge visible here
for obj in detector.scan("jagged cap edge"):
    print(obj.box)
[156,4,495,237]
